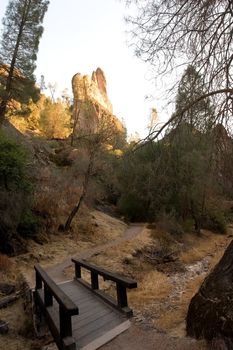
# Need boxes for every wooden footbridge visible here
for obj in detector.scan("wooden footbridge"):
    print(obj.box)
[34,258,137,350]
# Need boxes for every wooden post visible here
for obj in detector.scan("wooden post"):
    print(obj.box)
[75,263,81,279]
[116,284,128,308]
[91,271,99,290]
[35,271,42,290]
[44,285,53,307]
[60,305,72,338]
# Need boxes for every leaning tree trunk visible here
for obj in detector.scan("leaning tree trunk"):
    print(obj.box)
[63,149,95,231]
[186,239,233,346]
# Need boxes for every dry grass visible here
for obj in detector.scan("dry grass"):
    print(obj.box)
[129,270,171,307]
[179,229,230,265]
[15,209,128,287]
[155,274,205,336]
[89,228,173,308]
[71,209,127,244]
[89,224,233,339]
[89,227,152,273]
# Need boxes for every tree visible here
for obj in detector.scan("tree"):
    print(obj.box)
[126,0,233,139]
[0,0,49,126]
[39,98,71,139]
[63,110,120,231]
[0,131,28,191]
[172,65,215,132]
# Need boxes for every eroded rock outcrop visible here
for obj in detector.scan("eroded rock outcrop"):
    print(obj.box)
[72,68,124,136]
[186,240,233,347]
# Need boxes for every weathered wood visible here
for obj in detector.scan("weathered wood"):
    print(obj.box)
[116,284,127,308]
[34,265,135,350]
[71,259,137,288]
[60,305,72,338]
[44,284,53,307]
[71,259,136,317]
[75,264,81,279]
[0,293,20,309]
[91,272,99,290]
[0,283,15,295]
[80,320,130,350]
[186,240,233,345]
[35,264,79,315]
[76,278,133,317]
[36,270,42,290]
[36,288,77,350]
[34,265,79,350]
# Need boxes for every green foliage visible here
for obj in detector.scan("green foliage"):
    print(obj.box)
[171,65,214,131]
[0,131,29,191]
[117,193,148,221]
[0,0,49,123]
[0,0,49,80]
[115,66,231,236]
[202,210,227,235]
[17,210,41,237]
[156,212,184,236]
[39,99,71,138]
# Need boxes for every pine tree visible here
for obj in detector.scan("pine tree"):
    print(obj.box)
[172,65,215,132]
[0,0,49,126]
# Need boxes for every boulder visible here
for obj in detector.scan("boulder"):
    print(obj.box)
[186,240,233,347]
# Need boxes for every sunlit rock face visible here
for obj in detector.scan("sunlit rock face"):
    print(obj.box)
[72,68,123,134]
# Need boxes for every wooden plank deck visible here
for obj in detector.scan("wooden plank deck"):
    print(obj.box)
[38,279,131,350]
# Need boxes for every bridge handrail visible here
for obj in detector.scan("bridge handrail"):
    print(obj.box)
[71,258,137,288]
[71,258,137,317]
[34,264,79,345]
[35,264,79,315]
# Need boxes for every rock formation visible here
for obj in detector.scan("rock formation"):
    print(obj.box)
[186,240,233,347]
[72,68,124,137]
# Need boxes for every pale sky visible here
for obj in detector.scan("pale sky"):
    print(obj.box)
[0,0,172,137]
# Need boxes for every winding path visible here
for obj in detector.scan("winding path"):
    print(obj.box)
[45,223,145,283]
[41,223,208,350]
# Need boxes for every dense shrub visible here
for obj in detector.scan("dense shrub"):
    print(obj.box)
[202,210,227,234]
[117,193,148,221]
[0,131,28,191]
[156,212,184,236]
[0,131,35,254]
[17,210,41,237]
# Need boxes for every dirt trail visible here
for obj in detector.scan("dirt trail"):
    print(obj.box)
[41,223,210,350]
[45,223,145,283]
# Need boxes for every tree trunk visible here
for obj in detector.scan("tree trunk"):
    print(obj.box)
[64,194,84,231]
[0,0,30,127]
[0,101,7,127]
[63,149,95,231]
[190,199,201,233]
[186,239,233,345]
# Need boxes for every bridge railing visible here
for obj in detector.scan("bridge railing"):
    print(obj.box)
[71,258,137,317]
[34,264,79,349]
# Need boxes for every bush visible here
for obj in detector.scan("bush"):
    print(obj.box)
[17,210,41,237]
[156,212,184,236]
[117,193,148,221]
[0,131,28,191]
[202,210,227,234]
[182,218,195,232]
